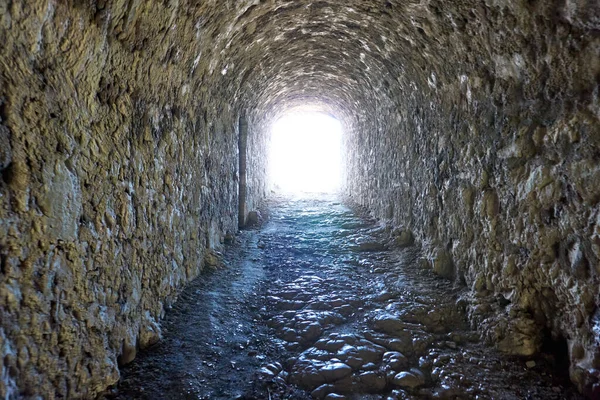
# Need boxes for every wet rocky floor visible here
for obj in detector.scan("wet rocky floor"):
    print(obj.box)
[105,195,582,400]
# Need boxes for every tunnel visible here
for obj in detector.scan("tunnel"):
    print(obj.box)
[0,0,599,399]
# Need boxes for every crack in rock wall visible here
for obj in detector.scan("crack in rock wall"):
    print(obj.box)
[0,0,598,398]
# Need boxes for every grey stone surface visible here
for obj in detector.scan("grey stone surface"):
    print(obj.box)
[0,0,597,397]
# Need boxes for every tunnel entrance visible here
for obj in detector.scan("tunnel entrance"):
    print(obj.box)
[269,112,343,195]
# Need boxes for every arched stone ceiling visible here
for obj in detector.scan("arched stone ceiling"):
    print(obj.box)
[0,0,598,397]
[207,0,599,129]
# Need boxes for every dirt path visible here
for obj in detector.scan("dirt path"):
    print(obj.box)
[106,195,581,399]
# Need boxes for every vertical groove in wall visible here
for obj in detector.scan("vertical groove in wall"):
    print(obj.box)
[238,114,248,228]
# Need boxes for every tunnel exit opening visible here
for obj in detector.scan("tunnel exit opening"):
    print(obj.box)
[269,112,343,195]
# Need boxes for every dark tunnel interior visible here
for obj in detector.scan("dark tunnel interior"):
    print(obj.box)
[0,0,599,398]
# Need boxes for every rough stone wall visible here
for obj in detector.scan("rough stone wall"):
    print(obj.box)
[343,1,600,395]
[244,112,271,221]
[0,2,266,398]
[1,0,598,398]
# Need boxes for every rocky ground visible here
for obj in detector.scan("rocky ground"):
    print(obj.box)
[104,195,582,400]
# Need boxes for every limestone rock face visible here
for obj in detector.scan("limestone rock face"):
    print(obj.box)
[0,0,598,398]
[0,2,268,398]
[339,1,600,395]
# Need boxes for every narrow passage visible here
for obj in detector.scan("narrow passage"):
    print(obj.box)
[109,196,580,399]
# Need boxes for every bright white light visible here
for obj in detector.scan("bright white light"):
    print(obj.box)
[270,112,343,194]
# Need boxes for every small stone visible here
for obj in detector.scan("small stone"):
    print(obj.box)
[444,341,457,349]
[224,232,235,243]
[311,384,335,399]
[392,371,425,388]
[335,304,354,316]
[412,336,434,356]
[303,347,333,361]
[332,374,354,393]
[333,334,358,345]
[418,356,432,371]
[409,368,426,381]
[361,362,378,371]
[375,291,396,301]
[282,328,299,342]
[356,345,384,363]
[258,367,276,378]
[358,371,387,392]
[118,340,137,365]
[301,323,323,341]
[324,394,347,400]
[204,250,220,268]
[432,386,464,398]
[371,314,407,335]
[139,321,161,349]
[265,362,282,373]
[345,356,364,369]
[316,339,346,352]
[393,229,414,247]
[387,389,410,400]
[290,361,327,389]
[383,351,409,370]
[526,360,536,368]
[432,248,454,279]
[246,210,261,225]
[320,363,353,382]
[418,258,431,269]
[433,355,451,367]
[337,344,358,359]
[328,298,346,307]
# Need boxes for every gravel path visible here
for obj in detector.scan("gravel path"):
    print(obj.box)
[107,195,581,400]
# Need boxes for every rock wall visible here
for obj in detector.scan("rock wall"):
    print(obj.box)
[0,2,269,398]
[0,0,598,397]
[343,1,600,395]
[243,112,271,224]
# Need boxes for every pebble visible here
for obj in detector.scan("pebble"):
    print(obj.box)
[315,339,346,352]
[346,356,364,369]
[324,394,347,400]
[292,364,327,389]
[356,343,386,362]
[361,362,378,371]
[248,201,574,399]
[303,348,333,361]
[418,356,433,371]
[375,290,397,302]
[282,328,298,342]
[311,384,335,399]
[258,367,276,379]
[301,322,323,341]
[383,351,409,370]
[392,371,425,388]
[433,355,451,367]
[335,304,354,316]
[371,314,410,336]
[320,363,353,382]
[358,371,387,391]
